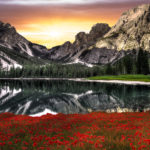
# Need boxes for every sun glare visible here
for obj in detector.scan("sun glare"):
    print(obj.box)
[49,31,62,38]
[18,19,115,48]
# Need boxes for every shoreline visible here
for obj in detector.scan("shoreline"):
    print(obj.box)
[77,79,150,85]
[0,78,150,85]
[0,78,70,80]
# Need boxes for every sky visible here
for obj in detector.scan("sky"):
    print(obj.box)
[0,0,149,48]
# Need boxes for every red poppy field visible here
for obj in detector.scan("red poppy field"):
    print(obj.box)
[0,112,150,150]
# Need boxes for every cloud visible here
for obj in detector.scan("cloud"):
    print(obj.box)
[0,0,92,5]
[0,0,149,5]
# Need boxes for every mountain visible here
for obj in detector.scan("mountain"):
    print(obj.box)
[48,23,111,62]
[95,4,150,51]
[0,21,49,69]
[48,23,136,65]
[0,4,150,70]
[0,21,48,57]
[0,46,48,70]
[49,4,150,64]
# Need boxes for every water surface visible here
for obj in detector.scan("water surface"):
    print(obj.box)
[0,80,150,115]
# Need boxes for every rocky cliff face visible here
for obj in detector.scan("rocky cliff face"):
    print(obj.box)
[0,21,48,58]
[48,23,111,63]
[79,48,129,65]
[49,4,150,65]
[95,4,150,52]
[0,21,50,69]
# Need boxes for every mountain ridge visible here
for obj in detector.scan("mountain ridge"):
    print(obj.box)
[0,4,150,70]
[0,21,49,57]
[48,23,111,63]
[95,4,150,51]
[48,4,150,65]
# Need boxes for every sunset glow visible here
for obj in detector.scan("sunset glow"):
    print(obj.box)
[0,0,149,48]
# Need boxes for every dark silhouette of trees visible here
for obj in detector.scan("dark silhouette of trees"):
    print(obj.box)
[137,48,149,74]
[0,49,149,78]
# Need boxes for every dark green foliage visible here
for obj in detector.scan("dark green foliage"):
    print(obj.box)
[0,46,149,78]
[0,63,105,78]
[123,55,133,74]
[113,49,150,75]
[137,48,149,75]
[105,64,113,75]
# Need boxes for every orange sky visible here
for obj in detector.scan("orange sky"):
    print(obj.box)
[0,0,149,48]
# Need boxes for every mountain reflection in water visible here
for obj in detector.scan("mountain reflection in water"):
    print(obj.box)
[0,80,150,115]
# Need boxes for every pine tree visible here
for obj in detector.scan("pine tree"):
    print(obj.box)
[142,51,149,75]
[137,48,143,74]
[106,64,113,75]
[137,48,149,74]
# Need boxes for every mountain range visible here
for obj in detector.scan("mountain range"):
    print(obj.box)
[0,4,150,70]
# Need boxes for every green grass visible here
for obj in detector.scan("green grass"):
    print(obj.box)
[87,75,150,82]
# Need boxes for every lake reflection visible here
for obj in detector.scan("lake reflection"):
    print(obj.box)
[0,80,150,115]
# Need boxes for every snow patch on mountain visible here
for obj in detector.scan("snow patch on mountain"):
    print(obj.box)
[0,51,22,70]
[67,59,93,67]
[18,43,33,56]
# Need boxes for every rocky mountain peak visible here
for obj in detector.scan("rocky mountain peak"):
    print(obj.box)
[0,21,15,31]
[74,32,88,46]
[73,23,110,48]
[0,21,30,50]
[49,23,111,62]
[0,21,48,59]
[89,23,111,40]
[96,4,150,51]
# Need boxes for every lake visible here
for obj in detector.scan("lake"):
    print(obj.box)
[0,80,150,116]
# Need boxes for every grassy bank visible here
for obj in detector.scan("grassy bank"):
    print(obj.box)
[88,75,150,82]
[0,112,150,150]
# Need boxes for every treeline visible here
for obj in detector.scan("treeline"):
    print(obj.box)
[111,49,149,75]
[0,64,103,78]
[0,49,149,78]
